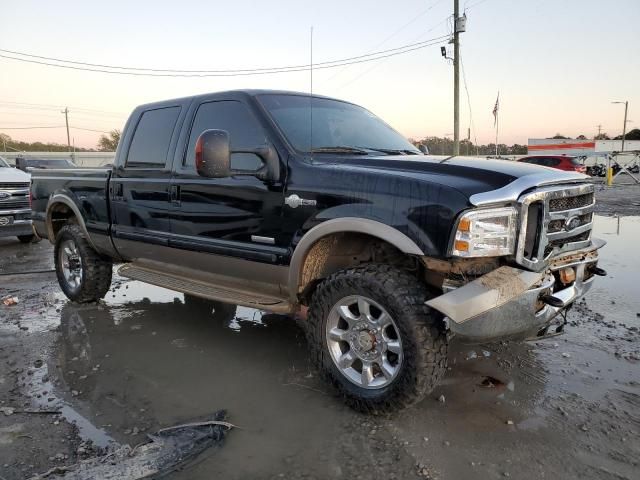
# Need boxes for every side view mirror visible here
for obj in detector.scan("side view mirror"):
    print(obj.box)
[195,129,231,178]
[195,129,280,181]
[418,143,429,155]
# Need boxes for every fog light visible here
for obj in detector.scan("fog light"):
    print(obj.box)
[559,267,576,285]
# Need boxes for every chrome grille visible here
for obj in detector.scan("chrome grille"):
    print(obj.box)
[549,192,594,212]
[516,183,595,271]
[0,184,30,212]
[0,182,29,189]
[0,199,30,209]
[548,212,592,233]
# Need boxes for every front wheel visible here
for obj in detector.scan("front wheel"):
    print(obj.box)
[54,224,113,303]
[307,264,448,414]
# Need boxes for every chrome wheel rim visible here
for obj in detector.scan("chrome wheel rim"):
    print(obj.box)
[325,295,403,389]
[59,239,83,292]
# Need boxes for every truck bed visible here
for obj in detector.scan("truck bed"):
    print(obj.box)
[31,168,112,242]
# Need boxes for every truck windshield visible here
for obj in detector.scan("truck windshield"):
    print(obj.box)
[258,94,420,155]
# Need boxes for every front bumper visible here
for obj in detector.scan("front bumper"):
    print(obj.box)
[426,239,604,343]
[0,219,34,238]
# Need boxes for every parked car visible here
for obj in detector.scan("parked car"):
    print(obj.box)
[30,90,605,413]
[0,155,36,243]
[16,157,76,172]
[518,155,587,173]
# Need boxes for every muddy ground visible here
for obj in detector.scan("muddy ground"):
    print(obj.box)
[0,189,639,479]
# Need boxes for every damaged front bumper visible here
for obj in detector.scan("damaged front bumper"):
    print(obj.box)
[426,239,605,343]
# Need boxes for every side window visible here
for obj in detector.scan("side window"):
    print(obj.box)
[185,100,266,171]
[127,106,180,167]
[549,158,561,167]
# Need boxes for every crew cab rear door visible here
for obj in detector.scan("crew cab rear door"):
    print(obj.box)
[167,97,288,290]
[110,104,184,261]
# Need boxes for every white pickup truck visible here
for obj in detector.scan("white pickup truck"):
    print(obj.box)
[0,156,35,243]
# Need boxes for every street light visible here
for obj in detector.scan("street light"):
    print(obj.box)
[612,101,629,152]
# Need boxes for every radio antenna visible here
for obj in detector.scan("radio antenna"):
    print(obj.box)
[309,26,314,158]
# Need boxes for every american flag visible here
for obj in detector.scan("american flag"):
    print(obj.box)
[492,92,500,126]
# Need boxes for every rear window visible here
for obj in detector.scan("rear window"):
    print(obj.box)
[127,106,180,167]
[569,157,581,166]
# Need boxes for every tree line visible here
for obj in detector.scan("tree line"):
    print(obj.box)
[0,129,121,153]
[410,136,528,156]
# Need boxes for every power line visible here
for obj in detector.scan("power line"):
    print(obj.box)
[335,16,452,91]
[0,125,65,130]
[465,0,492,10]
[0,100,126,117]
[324,0,448,84]
[71,127,111,133]
[0,37,447,73]
[0,35,450,77]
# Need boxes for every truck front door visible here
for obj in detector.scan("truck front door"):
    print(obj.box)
[168,98,288,296]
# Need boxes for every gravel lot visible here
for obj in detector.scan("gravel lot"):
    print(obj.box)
[0,187,638,480]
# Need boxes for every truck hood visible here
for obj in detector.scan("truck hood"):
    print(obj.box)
[0,167,31,183]
[316,155,588,204]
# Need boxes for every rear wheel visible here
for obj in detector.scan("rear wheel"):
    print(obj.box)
[307,264,448,414]
[54,224,112,303]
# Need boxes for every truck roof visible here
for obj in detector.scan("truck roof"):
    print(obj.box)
[133,89,349,112]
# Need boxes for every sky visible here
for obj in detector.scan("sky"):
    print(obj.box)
[1,0,638,149]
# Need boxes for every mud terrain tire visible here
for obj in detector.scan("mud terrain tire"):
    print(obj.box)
[54,224,112,303]
[307,264,447,414]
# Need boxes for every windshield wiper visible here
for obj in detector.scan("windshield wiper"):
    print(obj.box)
[310,146,369,155]
[353,146,420,156]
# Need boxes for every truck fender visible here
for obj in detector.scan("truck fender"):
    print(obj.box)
[287,217,424,302]
[45,194,97,250]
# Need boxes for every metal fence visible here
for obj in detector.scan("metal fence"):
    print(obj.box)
[0,151,115,168]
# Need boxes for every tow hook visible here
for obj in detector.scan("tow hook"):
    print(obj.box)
[540,295,564,308]
[592,267,607,277]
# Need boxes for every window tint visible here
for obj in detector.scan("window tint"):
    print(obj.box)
[127,106,180,166]
[185,101,266,169]
[548,158,561,167]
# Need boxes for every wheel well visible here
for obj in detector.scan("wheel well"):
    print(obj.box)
[48,202,78,240]
[296,232,419,305]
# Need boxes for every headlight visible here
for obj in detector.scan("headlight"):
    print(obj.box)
[451,207,518,257]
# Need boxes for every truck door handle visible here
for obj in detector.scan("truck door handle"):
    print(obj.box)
[170,185,180,205]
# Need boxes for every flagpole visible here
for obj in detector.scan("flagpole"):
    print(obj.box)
[495,91,499,156]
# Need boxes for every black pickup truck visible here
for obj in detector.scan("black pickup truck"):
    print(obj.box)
[31,90,605,413]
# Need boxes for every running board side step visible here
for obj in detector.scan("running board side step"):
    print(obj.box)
[117,264,292,314]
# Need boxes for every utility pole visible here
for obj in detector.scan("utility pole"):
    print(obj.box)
[453,0,460,156]
[611,101,629,151]
[621,101,628,152]
[62,107,71,152]
[595,124,603,137]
